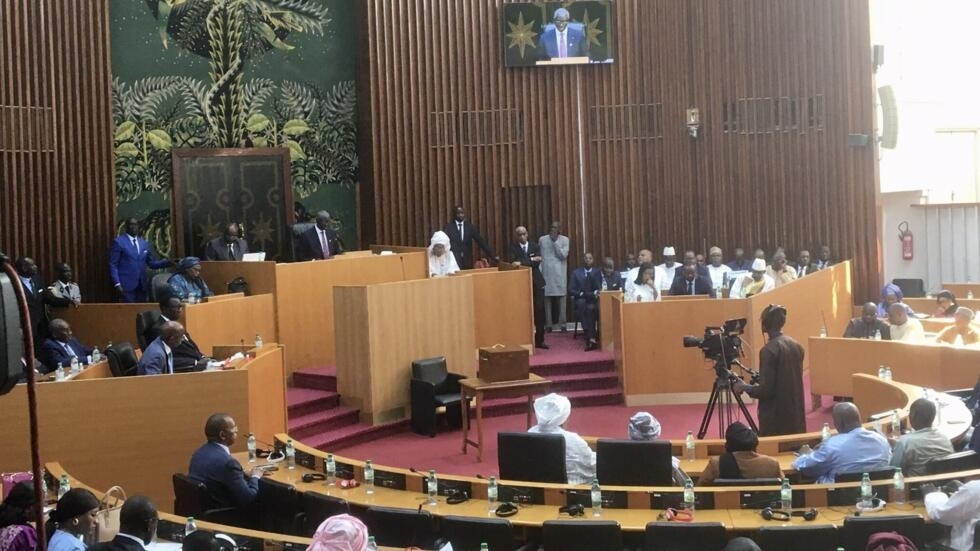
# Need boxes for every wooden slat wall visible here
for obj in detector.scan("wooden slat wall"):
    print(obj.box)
[357,0,880,301]
[0,0,115,300]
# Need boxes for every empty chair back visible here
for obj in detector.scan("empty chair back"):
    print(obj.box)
[835,467,897,482]
[892,278,925,298]
[438,515,516,551]
[542,520,622,551]
[644,522,726,551]
[150,272,172,302]
[926,450,980,475]
[841,515,924,550]
[497,432,566,484]
[135,310,160,351]
[711,478,783,487]
[299,492,351,537]
[412,357,449,385]
[596,439,674,486]
[257,477,301,535]
[106,342,139,377]
[754,525,838,551]
[290,222,316,261]
[363,506,436,549]
[172,473,208,518]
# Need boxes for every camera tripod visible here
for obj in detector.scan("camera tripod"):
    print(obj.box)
[696,359,758,439]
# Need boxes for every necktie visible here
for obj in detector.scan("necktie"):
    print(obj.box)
[320,230,331,259]
[688,281,695,295]
[63,342,76,358]
[559,32,567,57]
[228,242,235,258]
[458,222,464,241]
[22,278,32,294]
[522,244,527,255]
[132,237,139,254]
[166,351,173,374]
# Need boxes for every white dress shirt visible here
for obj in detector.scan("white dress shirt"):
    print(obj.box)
[925,481,980,551]
[707,264,732,289]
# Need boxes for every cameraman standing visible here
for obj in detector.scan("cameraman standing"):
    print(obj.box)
[733,305,806,436]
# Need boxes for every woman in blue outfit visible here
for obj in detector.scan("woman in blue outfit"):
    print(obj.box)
[877,282,915,317]
[46,488,100,551]
[168,256,214,303]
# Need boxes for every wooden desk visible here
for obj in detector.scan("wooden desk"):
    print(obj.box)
[460,374,552,461]
[942,283,980,298]
[36,360,111,382]
[905,297,980,315]
[598,290,622,351]
[56,302,155,349]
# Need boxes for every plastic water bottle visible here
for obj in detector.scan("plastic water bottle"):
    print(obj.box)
[884,366,893,381]
[54,363,65,381]
[715,286,723,299]
[968,290,974,300]
[427,469,438,505]
[891,409,902,436]
[873,329,882,341]
[91,346,101,363]
[366,537,378,551]
[479,544,489,551]
[780,478,792,511]
[682,478,695,511]
[285,439,295,469]
[892,468,906,504]
[58,474,70,499]
[819,326,828,338]
[247,433,257,462]
[821,422,831,442]
[364,460,375,494]
[69,356,80,374]
[184,516,197,536]
[877,365,886,379]
[326,454,336,486]
[860,473,872,507]
[487,476,498,512]
[590,479,602,517]
[254,333,263,349]
[684,431,696,462]
[85,355,92,366]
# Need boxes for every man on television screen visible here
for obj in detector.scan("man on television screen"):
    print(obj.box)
[539,8,589,60]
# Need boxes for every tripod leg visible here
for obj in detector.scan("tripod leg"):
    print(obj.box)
[731,390,760,434]
[698,380,722,439]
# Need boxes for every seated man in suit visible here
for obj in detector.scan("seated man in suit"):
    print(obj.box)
[509,225,547,349]
[87,496,158,551]
[188,413,262,509]
[203,223,249,261]
[669,264,715,297]
[814,244,834,270]
[38,318,91,373]
[569,252,603,351]
[680,250,710,279]
[137,321,186,375]
[539,8,589,60]
[844,302,891,340]
[792,250,815,278]
[600,257,624,291]
[144,296,208,371]
[727,247,753,272]
[296,211,344,261]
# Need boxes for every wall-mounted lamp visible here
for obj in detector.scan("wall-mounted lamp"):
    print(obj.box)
[686,108,701,139]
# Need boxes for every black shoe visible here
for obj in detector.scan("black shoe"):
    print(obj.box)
[585,340,598,351]
[560,326,568,333]
[536,342,550,349]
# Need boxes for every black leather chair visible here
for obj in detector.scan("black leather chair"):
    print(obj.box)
[150,272,173,302]
[135,310,161,351]
[106,342,139,377]
[644,522,726,551]
[171,473,241,526]
[841,515,924,550]
[597,439,674,486]
[363,505,436,549]
[498,432,567,483]
[892,278,925,298]
[835,467,898,482]
[711,478,783,487]
[437,515,517,551]
[297,492,350,537]
[926,450,980,475]
[410,356,464,436]
[754,525,838,551]
[257,477,301,535]
[290,222,316,261]
[542,520,622,551]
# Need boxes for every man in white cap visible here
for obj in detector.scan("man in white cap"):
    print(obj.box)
[706,246,732,291]
[655,246,679,291]
[528,393,595,484]
[628,412,688,485]
[733,258,775,298]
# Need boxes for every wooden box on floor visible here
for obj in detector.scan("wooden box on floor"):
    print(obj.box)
[478,346,530,382]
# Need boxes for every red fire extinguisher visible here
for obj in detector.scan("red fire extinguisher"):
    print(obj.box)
[899,221,913,260]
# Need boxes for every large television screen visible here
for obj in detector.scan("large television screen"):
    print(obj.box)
[502,1,615,67]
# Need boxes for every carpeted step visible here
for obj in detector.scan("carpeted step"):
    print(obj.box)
[543,371,620,393]
[292,366,337,392]
[288,407,361,441]
[529,358,616,377]
[302,419,410,452]
[287,388,340,418]
[480,387,623,418]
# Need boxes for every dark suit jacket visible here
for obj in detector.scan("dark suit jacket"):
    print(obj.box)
[137,337,172,375]
[669,275,715,297]
[790,262,819,278]
[38,337,91,373]
[843,318,891,340]
[295,226,343,261]
[144,316,205,370]
[108,234,169,292]
[508,241,545,289]
[443,220,495,270]
[87,534,148,551]
[727,259,754,271]
[18,274,47,340]
[203,237,249,261]
[569,267,603,301]
[539,24,589,58]
[188,441,259,508]
[601,271,624,292]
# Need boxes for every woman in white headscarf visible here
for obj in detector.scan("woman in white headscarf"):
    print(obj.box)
[428,230,460,277]
[306,514,369,551]
[628,412,689,485]
[528,393,596,484]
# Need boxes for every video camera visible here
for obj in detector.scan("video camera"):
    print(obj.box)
[682,318,747,368]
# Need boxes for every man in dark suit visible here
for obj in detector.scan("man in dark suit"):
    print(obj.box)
[600,257,624,291]
[791,250,818,278]
[188,413,261,509]
[38,318,91,373]
[508,225,547,349]
[295,211,344,261]
[137,321,186,375]
[203,223,250,261]
[14,257,48,344]
[569,253,603,351]
[843,302,891,340]
[539,8,589,59]
[144,296,207,370]
[680,250,710,279]
[443,206,496,270]
[109,217,172,302]
[669,265,716,297]
[814,244,834,270]
[87,495,158,551]
[727,247,753,271]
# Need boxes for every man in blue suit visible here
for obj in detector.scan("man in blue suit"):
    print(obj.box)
[38,318,91,373]
[188,413,261,509]
[569,252,603,351]
[137,321,185,375]
[295,211,344,261]
[539,8,589,60]
[109,217,171,302]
